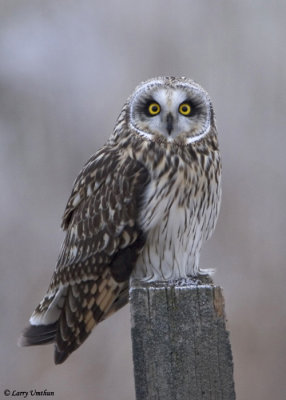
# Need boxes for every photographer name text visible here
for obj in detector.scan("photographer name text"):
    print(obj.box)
[4,389,54,398]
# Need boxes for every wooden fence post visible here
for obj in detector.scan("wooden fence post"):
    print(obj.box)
[129,277,235,400]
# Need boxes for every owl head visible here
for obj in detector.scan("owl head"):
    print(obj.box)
[125,77,215,145]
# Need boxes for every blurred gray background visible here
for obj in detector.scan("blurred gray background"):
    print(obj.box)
[0,1,285,399]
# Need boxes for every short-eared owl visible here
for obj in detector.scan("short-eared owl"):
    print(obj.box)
[19,77,222,364]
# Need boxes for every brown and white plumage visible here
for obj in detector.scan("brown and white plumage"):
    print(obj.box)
[19,76,221,364]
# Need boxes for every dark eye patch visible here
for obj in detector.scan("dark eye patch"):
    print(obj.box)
[135,98,159,117]
[180,99,202,117]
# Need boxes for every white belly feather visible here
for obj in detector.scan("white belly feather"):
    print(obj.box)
[132,163,221,281]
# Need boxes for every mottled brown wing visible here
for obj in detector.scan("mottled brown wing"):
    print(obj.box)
[21,145,150,364]
[55,145,149,285]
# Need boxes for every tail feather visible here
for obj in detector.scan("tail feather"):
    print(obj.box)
[18,322,57,347]
[19,273,127,364]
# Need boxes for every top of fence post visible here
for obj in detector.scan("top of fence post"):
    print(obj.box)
[129,276,235,400]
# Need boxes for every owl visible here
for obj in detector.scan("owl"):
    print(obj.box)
[19,76,221,364]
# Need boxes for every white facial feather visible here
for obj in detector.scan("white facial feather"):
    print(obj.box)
[129,79,211,144]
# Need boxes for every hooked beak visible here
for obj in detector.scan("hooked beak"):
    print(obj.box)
[166,113,174,136]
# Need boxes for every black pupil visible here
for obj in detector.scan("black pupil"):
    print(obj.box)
[182,106,188,112]
[152,105,158,112]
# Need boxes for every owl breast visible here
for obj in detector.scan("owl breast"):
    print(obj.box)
[132,147,221,281]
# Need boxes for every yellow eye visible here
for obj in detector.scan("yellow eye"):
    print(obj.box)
[148,102,161,116]
[179,103,192,116]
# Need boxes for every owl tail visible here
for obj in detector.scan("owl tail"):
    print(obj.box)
[18,286,67,347]
[19,273,127,364]
[18,287,67,346]
[18,323,57,346]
